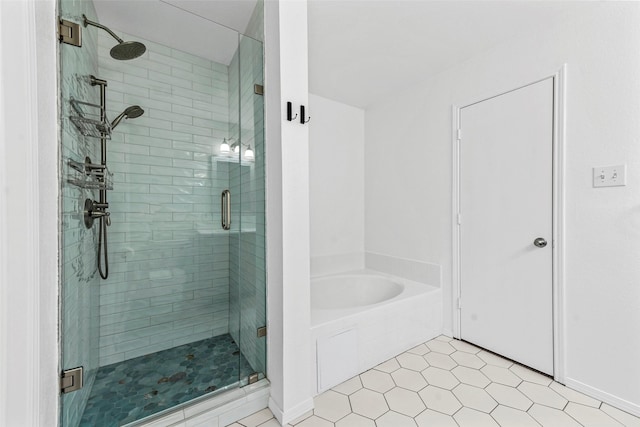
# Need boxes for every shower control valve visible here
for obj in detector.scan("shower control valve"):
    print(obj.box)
[90,210,110,219]
[83,199,110,228]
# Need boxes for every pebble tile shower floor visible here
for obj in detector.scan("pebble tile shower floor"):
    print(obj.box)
[80,334,253,426]
[230,335,640,427]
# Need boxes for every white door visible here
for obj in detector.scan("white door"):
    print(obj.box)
[459,78,554,375]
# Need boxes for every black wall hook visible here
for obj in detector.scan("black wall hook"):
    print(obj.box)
[286,102,298,121]
[300,105,311,124]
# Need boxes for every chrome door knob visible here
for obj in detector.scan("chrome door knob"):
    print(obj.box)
[533,238,548,248]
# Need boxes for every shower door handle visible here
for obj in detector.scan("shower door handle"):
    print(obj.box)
[221,190,231,230]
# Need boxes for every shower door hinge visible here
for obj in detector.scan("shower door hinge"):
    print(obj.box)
[457,298,462,310]
[457,213,462,225]
[457,128,462,140]
[257,326,267,338]
[254,84,264,96]
[60,366,83,394]
[59,18,82,47]
[248,373,260,384]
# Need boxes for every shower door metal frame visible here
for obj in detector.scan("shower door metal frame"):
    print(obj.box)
[450,65,567,383]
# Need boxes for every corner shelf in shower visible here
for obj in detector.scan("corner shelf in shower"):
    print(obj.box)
[69,98,112,139]
[66,157,114,190]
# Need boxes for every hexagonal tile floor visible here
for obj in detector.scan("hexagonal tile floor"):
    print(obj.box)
[79,334,254,426]
[229,335,640,427]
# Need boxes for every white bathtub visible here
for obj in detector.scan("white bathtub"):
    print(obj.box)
[310,270,442,393]
[311,274,404,310]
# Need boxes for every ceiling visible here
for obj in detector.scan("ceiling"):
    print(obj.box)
[94,1,600,107]
[307,1,601,108]
[93,0,258,65]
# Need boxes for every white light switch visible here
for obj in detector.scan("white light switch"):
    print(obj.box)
[593,164,626,188]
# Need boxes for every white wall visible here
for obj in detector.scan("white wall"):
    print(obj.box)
[309,94,365,275]
[265,0,314,424]
[365,2,640,414]
[0,0,59,425]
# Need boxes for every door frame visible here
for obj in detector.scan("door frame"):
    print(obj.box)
[451,65,567,382]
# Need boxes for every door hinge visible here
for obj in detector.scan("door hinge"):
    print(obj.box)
[60,367,83,394]
[457,213,462,225]
[457,298,462,309]
[254,84,264,96]
[59,18,82,47]
[248,372,259,384]
[457,128,462,140]
[257,326,267,338]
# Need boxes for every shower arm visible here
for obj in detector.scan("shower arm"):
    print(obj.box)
[82,15,124,44]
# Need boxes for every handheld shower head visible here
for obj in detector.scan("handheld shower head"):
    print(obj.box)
[111,106,144,130]
[123,105,144,119]
[82,15,147,60]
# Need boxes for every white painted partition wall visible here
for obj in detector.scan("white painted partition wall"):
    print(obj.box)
[264,1,314,425]
[0,0,59,425]
[309,94,365,276]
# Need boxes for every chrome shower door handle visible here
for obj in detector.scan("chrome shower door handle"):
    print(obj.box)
[221,189,231,230]
[224,190,231,229]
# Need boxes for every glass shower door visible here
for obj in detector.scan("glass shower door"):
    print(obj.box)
[58,1,103,426]
[227,33,267,387]
[58,2,266,425]
[237,34,267,384]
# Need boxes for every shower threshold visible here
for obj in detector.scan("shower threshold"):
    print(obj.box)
[79,334,254,426]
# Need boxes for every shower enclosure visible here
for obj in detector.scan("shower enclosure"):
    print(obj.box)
[58,1,266,425]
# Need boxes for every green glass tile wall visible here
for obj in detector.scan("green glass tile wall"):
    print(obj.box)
[97,31,233,366]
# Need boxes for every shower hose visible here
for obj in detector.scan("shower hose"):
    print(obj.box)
[98,216,109,279]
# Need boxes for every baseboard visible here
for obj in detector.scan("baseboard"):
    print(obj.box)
[269,396,314,426]
[563,377,640,417]
[267,397,284,424]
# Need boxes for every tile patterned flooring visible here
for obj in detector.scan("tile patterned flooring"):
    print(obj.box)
[80,334,253,426]
[229,336,640,427]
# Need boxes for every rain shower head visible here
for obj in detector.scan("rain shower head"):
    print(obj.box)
[111,106,144,129]
[82,15,147,60]
[110,41,147,61]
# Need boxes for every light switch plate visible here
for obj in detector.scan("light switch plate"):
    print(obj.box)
[593,164,626,187]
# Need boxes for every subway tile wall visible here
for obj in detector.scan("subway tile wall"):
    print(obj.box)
[97,31,233,366]
[59,1,102,425]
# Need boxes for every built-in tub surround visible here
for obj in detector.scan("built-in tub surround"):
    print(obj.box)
[365,252,441,286]
[310,252,365,277]
[310,270,442,394]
